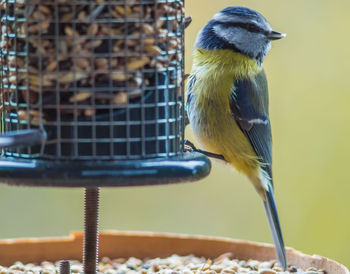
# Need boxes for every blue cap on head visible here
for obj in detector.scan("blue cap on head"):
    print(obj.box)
[220,6,263,19]
[218,6,269,27]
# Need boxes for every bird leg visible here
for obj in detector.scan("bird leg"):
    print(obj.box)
[184,140,226,161]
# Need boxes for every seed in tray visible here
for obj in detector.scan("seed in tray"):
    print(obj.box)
[0,254,325,274]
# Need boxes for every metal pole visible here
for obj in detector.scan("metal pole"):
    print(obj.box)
[83,188,100,274]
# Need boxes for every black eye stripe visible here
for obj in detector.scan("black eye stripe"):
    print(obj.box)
[245,23,263,32]
[217,22,268,35]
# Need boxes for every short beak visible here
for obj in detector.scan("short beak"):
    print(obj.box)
[268,30,286,40]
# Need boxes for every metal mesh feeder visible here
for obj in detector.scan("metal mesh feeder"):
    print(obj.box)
[0,0,209,185]
[0,0,210,273]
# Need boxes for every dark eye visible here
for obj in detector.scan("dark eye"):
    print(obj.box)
[245,23,263,33]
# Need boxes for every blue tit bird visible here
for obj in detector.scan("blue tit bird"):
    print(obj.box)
[186,7,287,269]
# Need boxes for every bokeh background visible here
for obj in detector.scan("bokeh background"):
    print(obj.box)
[0,0,350,268]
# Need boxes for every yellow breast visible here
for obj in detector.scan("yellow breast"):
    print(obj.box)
[188,49,262,176]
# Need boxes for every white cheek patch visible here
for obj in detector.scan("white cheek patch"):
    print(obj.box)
[213,24,251,46]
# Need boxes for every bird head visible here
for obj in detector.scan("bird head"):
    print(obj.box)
[195,7,286,63]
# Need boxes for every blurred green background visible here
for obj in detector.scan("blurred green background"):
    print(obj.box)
[0,0,350,268]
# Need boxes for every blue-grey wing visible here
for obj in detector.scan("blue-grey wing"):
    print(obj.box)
[186,74,196,107]
[185,74,196,124]
[229,68,273,179]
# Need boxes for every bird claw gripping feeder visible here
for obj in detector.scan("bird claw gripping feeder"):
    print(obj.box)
[0,0,210,273]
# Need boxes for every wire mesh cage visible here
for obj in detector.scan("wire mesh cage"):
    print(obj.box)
[0,0,185,161]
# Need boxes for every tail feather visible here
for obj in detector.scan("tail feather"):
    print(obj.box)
[263,184,287,270]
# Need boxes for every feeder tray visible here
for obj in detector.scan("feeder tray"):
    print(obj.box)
[0,231,348,274]
[0,1,211,273]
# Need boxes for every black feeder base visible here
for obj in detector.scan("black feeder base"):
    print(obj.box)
[0,152,211,187]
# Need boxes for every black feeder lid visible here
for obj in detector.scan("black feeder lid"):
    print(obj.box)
[0,152,211,188]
